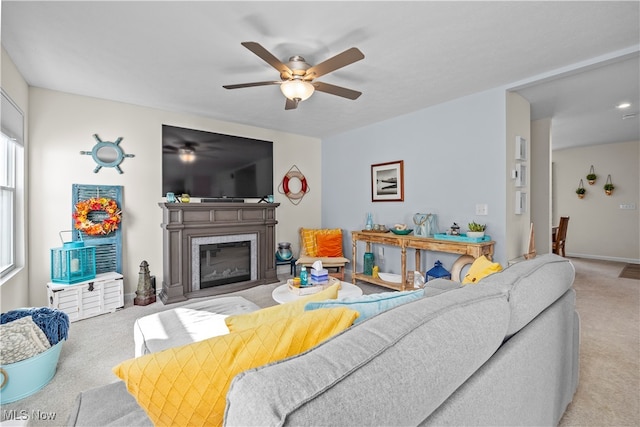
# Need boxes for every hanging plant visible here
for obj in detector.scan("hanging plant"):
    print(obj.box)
[604,175,614,196]
[586,165,597,185]
[576,179,586,199]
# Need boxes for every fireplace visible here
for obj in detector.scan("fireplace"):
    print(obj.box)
[192,234,257,290]
[159,202,279,304]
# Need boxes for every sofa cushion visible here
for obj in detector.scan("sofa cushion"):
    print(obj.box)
[296,255,350,267]
[224,282,340,332]
[133,296,260,356]
[225,284,510,426]
[67,381,152,427]
[423,278,462,297]
[114,307,359,427]
[304,289,424,324]
[478,253,575,337]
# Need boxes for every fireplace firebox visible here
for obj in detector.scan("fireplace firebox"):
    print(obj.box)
[159,202,279,304]
[192,233,257,290]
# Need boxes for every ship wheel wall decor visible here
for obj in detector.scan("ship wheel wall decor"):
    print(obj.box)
[278,165,310,205]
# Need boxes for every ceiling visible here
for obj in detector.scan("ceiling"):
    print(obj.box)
[2,1,639,149]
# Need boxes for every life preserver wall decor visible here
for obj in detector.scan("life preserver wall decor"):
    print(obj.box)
[278,165,310,205]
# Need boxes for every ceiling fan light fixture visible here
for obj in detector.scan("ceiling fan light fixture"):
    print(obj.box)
[280,79,315,101]
[616,102,631,109]
[179,147,196,163]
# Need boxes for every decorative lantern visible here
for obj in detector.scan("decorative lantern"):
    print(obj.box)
[426,260,451,281]
[50,231,96,284]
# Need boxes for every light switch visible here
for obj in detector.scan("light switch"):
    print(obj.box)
[475,204,488,215]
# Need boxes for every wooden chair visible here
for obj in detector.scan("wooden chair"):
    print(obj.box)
[552,216,570,257]
[295,228,350,281]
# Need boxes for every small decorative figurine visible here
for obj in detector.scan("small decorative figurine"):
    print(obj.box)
[365,213,374,231]
[450,222,460,236]
[134,260,156,306]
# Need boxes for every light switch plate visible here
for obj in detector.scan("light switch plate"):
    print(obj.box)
[475,204,488,215]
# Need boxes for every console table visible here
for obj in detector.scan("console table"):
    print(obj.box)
[351,231,495,291]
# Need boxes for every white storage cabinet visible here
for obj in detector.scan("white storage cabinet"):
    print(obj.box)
[47,272,124,322]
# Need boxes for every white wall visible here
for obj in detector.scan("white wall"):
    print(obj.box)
[505,92,532,261]
[0,47,30,312]
[26,88,321,307]
[322,88,509,276]
[553,140,640,262]
[531,118,552,254]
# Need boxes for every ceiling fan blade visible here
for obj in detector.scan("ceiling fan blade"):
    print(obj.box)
[285,98,299,110]
[304,47,364,79]
[241,41,292,77]
[223,81,281,90]
[313,81,362,100]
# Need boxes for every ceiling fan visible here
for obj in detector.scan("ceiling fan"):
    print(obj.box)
[223,42,365,110]
[163,142,208,163]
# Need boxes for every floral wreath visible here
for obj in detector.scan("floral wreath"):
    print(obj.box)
[73,197,121,236]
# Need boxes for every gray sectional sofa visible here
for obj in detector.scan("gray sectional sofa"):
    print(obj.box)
[68,253,579,426]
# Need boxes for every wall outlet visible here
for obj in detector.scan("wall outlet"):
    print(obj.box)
[475,204,488,215]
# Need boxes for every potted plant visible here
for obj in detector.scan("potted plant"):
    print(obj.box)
[467,221,486,238]
[604,174,614,195]
[604,183,615,196]
[576,179,586,199]
[587,166,597,185]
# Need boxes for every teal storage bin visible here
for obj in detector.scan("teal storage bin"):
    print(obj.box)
[0,340,64,404]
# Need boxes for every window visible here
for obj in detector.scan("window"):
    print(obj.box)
[1,90,24,278]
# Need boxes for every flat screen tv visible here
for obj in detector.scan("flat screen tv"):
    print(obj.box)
[162,125,273,200]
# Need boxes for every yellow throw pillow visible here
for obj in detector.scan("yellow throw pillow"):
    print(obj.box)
[225,282,340,332]
[462,255,503,284]
[299,228,343,257]
[113,307,358,427]
[300,228,318,257]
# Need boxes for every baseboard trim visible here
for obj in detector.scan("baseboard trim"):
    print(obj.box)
[566,253,640,264]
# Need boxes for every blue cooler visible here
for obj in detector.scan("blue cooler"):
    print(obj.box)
[0,340,64,404]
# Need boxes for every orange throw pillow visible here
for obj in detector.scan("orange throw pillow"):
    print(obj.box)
[316,233,344,257]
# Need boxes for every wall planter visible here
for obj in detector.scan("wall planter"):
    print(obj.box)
[604,175,614,196]
[586,165,597,185]
[576,179,586,199]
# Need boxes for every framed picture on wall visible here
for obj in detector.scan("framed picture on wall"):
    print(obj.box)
[371,160,404,202]
[515,136,527,160]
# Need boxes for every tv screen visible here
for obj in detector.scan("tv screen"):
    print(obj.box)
[162,125,273,199]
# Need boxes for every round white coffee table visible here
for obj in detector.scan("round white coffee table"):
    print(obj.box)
[272,281,363,304]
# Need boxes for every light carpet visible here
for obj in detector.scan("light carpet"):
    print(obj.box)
[1,259,638,426]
